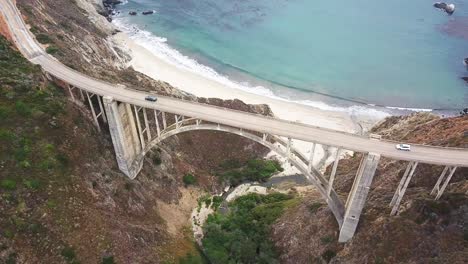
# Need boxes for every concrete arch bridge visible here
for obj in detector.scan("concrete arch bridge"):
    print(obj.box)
[1,0,467,242]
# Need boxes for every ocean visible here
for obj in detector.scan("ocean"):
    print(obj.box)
[113,0,468,113]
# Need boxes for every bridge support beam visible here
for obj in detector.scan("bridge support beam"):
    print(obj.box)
[85,91,100,132]
[390,161,418,215]
[431,166,457,200]
[103,96,143,179]
[154,110,161,137]
[308,143,316,172]
[338,153,380,242]
[328,148,341,196]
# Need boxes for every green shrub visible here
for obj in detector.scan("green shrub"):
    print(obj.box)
[212,196,223,210]
[14,138,31,162]
[23,179,40,189]
[4,229,14,238]
[46,199,57,209]
[15,101,32,116]
[220,159,283,186]
[18,160,31,168]
[1,179,17,190]
[197,195,212,210]
[320,236,334,244]
[101,256,115,264]
[56,153,69,166]
[153,155,162,165]
[183,173,197,186]
[124,182,133,191]
[28,223,42,234]
[35,33,53,44]
[308,202,323,214]
[6,252,17,264]
[202,193,294,263]
[178,252,206,264]
[321,249,336,263]
[61,246,76,262]
[39,158,57,170]
[0,129,15,141]
[0,105,10,119]
[29,26,39,34]
[46,46,59,55]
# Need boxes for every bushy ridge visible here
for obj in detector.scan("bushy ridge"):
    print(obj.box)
[202,193,297,264]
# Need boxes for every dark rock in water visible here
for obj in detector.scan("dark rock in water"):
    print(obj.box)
[129,11,137,16]
[100,0,124,21]
[461,77,468,83]
[142,10,155,15]
[434,2,447,9]
[463,58,468,67]
[433,2,455,15]
[103,0,123,5]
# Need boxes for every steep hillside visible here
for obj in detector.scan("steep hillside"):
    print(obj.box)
[0,26,270,264]
[272,113,468,264]
[0,0,281,262]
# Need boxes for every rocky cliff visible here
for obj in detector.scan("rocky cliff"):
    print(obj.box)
[272,113,468,264]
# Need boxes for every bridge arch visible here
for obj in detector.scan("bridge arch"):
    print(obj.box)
[132,119,345,227]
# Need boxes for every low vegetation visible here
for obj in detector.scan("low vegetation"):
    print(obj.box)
[35,33,53,44]
[202,193,297,263]
[0,35,74,262]
[218,159,283,185]
[183,173,197,186]
[46,45,60,55]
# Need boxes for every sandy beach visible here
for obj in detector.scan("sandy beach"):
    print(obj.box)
[112,32,386,170]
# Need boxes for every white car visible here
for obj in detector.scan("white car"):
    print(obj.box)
[396,144,411,151]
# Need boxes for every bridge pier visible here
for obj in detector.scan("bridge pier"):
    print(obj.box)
[390,161,418,215]
[103,96,143,179]
[308,143,316,172]
[328,148,341,196]
[431,166,457,200]
[339,153,380,242]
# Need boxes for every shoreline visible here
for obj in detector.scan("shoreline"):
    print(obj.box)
[112,32,385,133]
[112,31,381,169]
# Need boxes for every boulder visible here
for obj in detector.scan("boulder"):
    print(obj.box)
[433,2,455,15]
[142,10,155,15]
[129,11,137,16]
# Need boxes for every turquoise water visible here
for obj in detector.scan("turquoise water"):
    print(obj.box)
[114,0,468,110]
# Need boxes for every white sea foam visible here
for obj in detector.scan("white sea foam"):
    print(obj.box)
[385,106,433,112]
[112,18,434,119]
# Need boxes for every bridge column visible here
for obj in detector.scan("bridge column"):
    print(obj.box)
[307,143,316,172]
[103,96,143,179]
[338,153,380,242]
[390,161,418,215]
[431,166,457,200]
[85,91,101,132]
[327,148,341,196]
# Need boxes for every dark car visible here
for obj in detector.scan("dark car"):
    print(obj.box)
[145,95,158,102]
